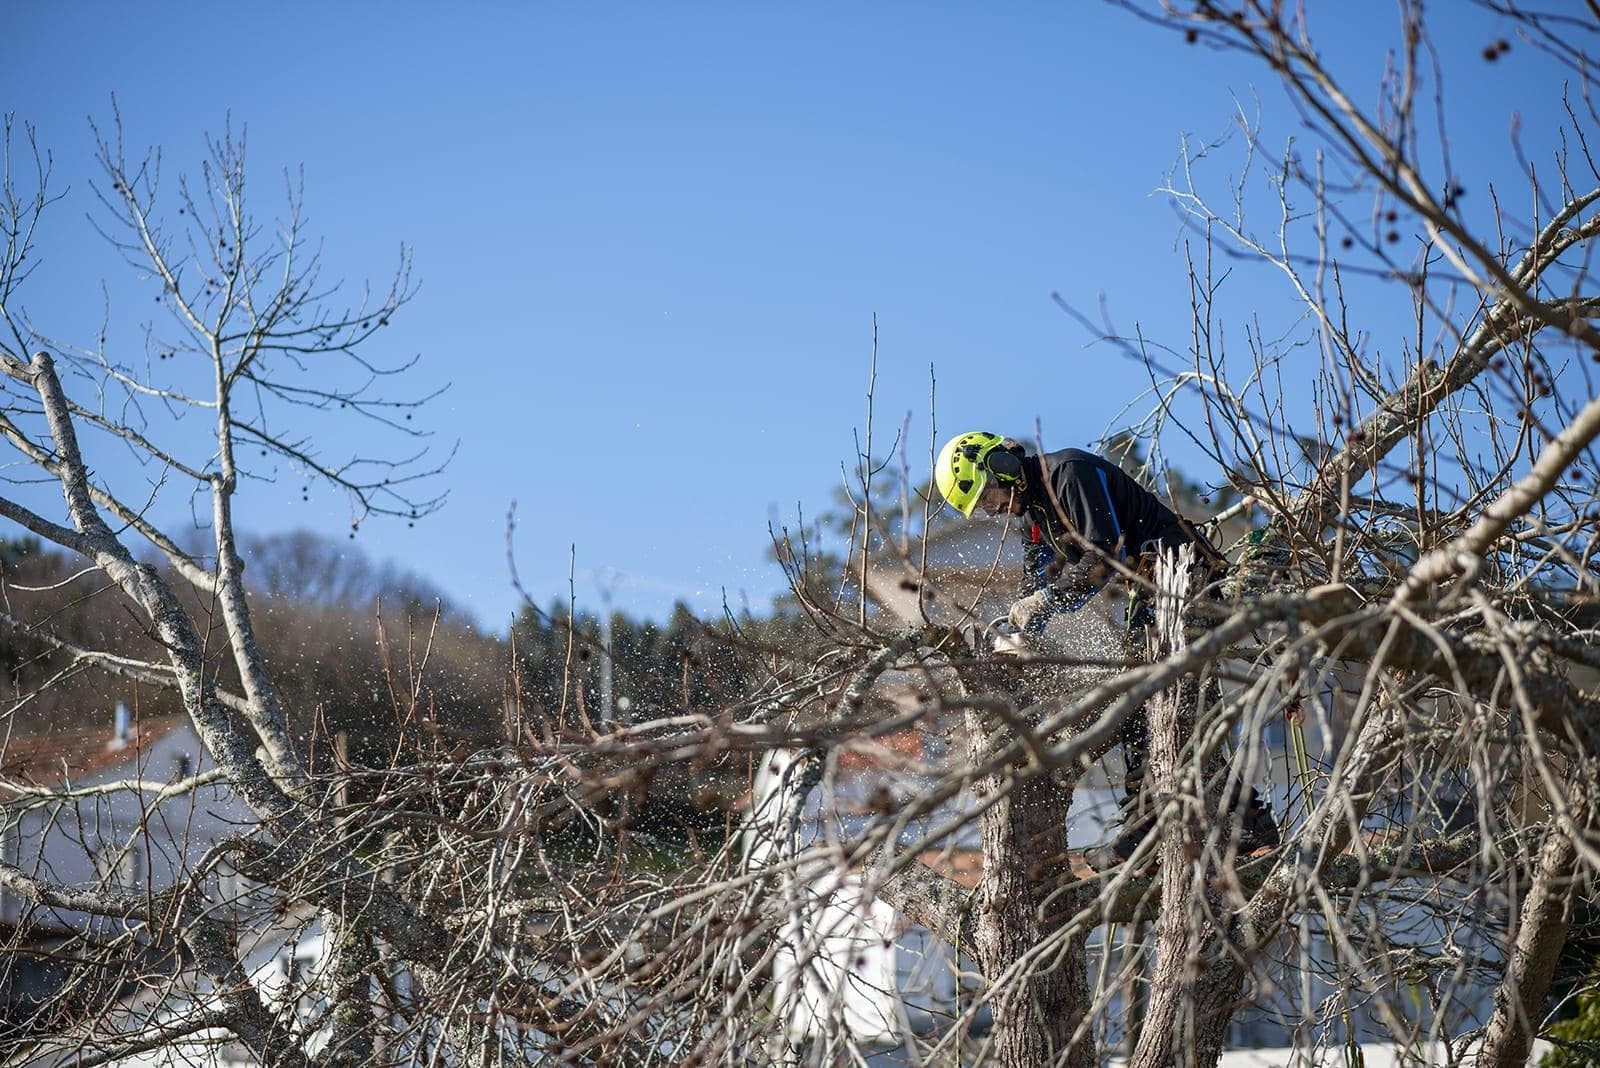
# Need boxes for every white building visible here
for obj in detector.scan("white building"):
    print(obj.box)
[1,705,256,1020]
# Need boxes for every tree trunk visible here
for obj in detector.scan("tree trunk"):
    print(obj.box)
[966,701,1094,1068]
[1128,548,1239,1068]
[1478,808,1582,1066]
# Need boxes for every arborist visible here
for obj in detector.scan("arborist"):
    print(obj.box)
[933,430,1279,868]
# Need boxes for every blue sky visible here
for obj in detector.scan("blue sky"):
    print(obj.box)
[3,3,1562,627]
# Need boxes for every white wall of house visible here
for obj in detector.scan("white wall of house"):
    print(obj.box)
[1,716,256,932]
[747,749,903,1051]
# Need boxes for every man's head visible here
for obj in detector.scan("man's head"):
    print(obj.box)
[935,431,1027,517]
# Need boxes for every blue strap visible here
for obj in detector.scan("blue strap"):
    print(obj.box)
[1095,468,1126,560]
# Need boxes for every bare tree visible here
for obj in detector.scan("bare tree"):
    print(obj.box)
[1093,4,1600,1062]
[685,2,1600,1065]
[0,109,848,1068]
[10,2,1600,1065]
[0,113,548,1066]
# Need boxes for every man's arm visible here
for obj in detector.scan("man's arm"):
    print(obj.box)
[1009,552,1114,630]
[1007,455,1129,631]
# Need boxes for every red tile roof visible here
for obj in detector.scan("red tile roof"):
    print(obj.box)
[0,716,186,788]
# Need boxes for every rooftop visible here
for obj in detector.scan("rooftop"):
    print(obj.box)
[0,716,186,790]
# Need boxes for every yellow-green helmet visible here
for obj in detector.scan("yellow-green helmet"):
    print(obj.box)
[935,431,1007,517]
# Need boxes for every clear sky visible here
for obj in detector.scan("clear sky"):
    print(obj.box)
[2,2,1562,628]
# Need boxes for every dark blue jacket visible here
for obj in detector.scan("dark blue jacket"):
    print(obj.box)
[1018,448,1193,596]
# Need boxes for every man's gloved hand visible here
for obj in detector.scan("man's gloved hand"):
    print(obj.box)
[1008,588,1060,633]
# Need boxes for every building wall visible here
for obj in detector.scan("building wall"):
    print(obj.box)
[1,721,254,932]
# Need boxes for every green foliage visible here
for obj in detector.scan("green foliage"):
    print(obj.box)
[0,531,783,827]
[1542,979,1600,1068]
[0,535,40,567]
[0,536,41,673]
[510,600,753,724]
[509,601,780,833]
